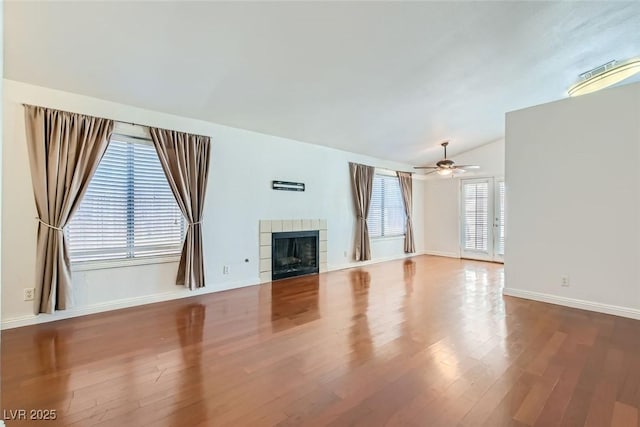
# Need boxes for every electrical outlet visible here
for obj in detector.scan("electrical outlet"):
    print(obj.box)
[223,265,230,275]
[24,288,35,301]
[343,250,348,258]
[560,275,570,287]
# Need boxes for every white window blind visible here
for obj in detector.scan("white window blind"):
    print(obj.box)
[368,174,405,238]
[463,181,489,251]
[66,135,185,262]
[496,181,505,256]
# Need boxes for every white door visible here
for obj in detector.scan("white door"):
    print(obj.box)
[460,178,505,262]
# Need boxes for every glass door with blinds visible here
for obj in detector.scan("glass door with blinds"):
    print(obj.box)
[494,180,505,262]
[460,178,504,262]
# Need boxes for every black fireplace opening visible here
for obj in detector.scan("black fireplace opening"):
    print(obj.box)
[272,230,319,280]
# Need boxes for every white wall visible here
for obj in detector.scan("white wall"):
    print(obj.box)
[0,6,5,422]
[2,79,425,327]
[423,139,505,257]
[505,82,640,319]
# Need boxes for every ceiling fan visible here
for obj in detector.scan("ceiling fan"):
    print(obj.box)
[414,141,480,176]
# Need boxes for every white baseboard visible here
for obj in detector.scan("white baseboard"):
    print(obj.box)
[328,250,428,272]
[1,277,259,330]
[423,250,460,259]
[503,287,640,320]
[2,251,438,329]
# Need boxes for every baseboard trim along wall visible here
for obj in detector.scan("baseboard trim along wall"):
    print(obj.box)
[503,287,640,321]
[327,250,429,273]
[1,277,259,330]
[423,250,460,259]
[3,251,433,329]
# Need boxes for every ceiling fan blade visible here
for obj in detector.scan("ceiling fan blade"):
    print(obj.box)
[414,166,439,169]
[454,165,480,169]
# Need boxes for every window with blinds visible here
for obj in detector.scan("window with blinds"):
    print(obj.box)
[368,174,405,238]
[496,180,505,256]
[462,181,489,252]
[66,135,185,262]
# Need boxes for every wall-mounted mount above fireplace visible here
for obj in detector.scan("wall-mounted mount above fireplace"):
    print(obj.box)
[272,181,305,191]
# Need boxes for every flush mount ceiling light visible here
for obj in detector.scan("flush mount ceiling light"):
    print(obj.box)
[568,57,640,97]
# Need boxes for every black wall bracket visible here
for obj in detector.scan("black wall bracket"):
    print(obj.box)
[272,181,305,192]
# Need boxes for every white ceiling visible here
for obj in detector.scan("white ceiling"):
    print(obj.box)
[5,1,640,164]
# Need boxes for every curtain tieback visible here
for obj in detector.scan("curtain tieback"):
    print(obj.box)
[36,217,63,231]
[187,221,202,227]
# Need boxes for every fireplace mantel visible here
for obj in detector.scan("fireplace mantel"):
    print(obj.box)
[259,219,327,283]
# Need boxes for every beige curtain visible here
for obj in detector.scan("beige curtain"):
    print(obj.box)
[349,162,374,261]
[150,128,211,290]
[397,171,415,253]
[24,105,113,313]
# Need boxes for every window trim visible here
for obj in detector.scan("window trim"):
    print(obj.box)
[370,234,405,242]
[67,132,186,270]
[71,254,181,272]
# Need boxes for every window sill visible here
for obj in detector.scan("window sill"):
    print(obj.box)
[370,235,406,241]
[71,255,181,272]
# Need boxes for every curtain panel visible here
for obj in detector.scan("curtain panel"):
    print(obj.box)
[348,162,375,261]
[149,128,211,290]
[397,171,415,253]
[24,105,113,313]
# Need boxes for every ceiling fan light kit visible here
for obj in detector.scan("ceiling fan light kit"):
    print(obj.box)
[568,57,640,97]
[414,141,479,176]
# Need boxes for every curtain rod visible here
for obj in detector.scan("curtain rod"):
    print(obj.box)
[111,131,151,142]
[22,103,211,140]
[374,165,414,176]
[117,119,211,140]
[351,161,413,175]
[115,115,209,140]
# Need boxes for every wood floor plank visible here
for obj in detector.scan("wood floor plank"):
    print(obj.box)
[533,342,590,427]
[526,330,567,376]
[610,401,638,427]
[3,255,640,426]
[513,376,558,425]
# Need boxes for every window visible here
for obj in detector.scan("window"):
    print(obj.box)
[368,174,405,238]
[66,135,185,263]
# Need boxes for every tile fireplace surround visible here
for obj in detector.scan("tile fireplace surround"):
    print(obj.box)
[259,219,328,282]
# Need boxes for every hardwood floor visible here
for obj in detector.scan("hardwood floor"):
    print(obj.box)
[3,255,640,426]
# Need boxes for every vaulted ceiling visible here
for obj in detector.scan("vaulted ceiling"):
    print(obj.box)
[5,1,640,164]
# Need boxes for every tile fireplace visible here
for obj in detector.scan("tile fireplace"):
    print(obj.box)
[259,219,327,282]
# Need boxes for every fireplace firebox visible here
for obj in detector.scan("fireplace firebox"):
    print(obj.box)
[271,230,319,280]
